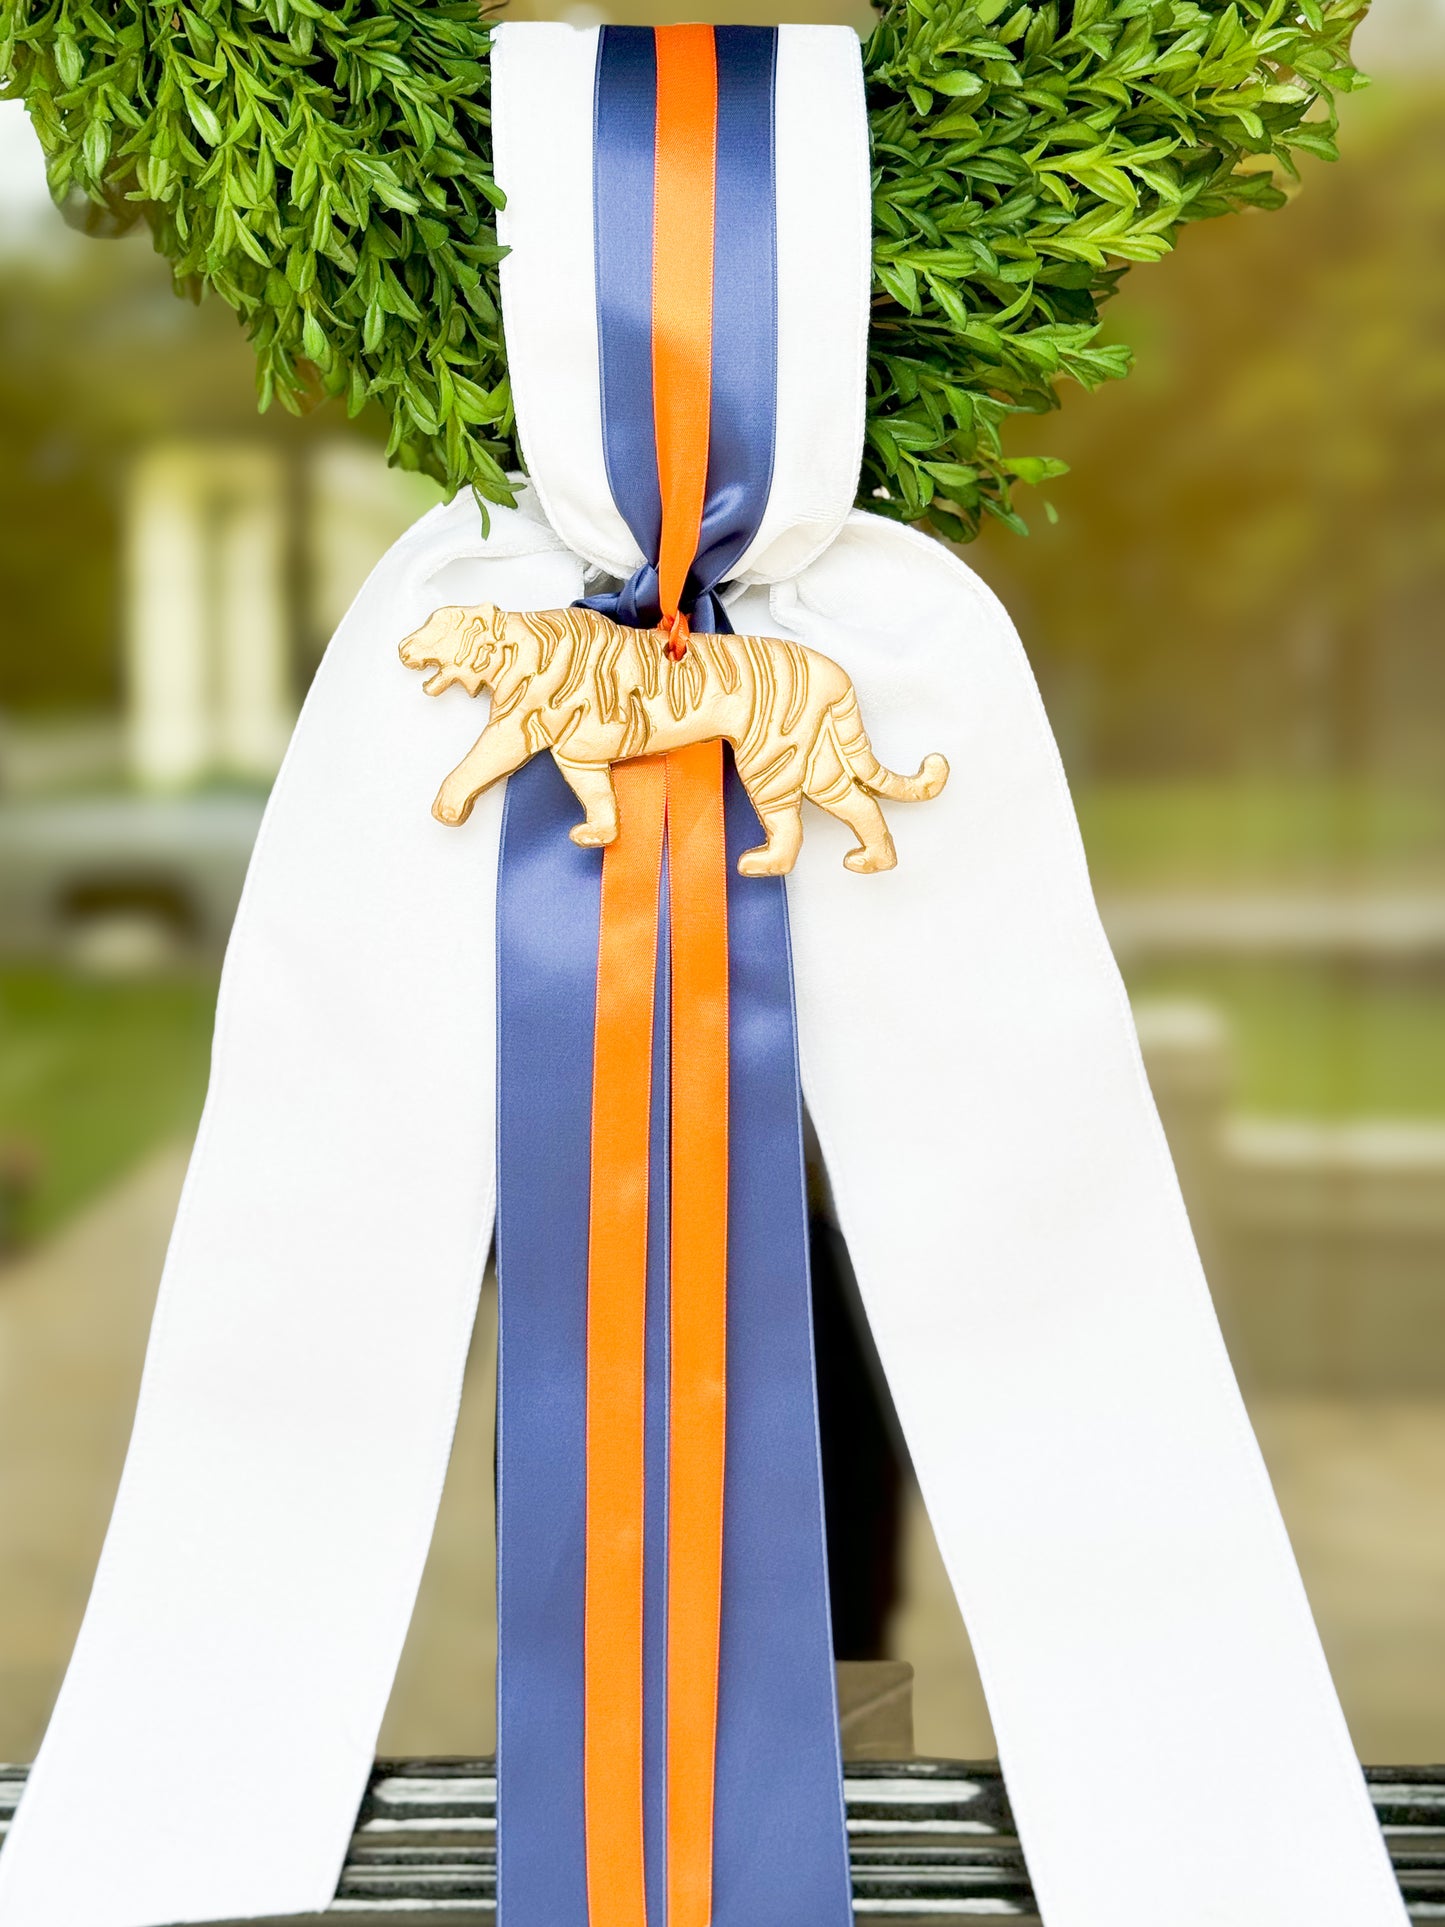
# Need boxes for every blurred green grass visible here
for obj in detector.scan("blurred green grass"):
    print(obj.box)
[1127,961,1445,1119]
[1076,782,1445,891]
[0,968,217,1242]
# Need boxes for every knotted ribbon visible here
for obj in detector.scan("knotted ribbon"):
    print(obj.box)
[496,25,851,1927]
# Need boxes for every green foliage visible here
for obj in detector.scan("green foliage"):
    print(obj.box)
[1,0,1365,540]
[978,87,1445,782]
[0,0,515,500]
[864,0,1366,535]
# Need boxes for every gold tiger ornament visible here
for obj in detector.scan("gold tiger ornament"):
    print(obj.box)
[399,602,948,875]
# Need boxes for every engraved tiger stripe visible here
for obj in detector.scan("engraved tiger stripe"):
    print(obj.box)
[618,692,651,762]
[738,633,775,768]
[552,624,590,711]
[780,637,808,738]
[595,630,626,725]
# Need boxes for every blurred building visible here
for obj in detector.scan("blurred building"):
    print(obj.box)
[126,445,293,789]
[123,440,437,790]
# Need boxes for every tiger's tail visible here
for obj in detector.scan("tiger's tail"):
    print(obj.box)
[828,690,949,801]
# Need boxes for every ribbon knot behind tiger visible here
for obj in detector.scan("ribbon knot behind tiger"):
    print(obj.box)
[400,601,949,874]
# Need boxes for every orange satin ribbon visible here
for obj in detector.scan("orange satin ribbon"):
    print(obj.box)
[585,27,728,1927]
[585,755,667,1927]
[655,30,728,1927]
[664,739,729,1927]
[652,25,717,635]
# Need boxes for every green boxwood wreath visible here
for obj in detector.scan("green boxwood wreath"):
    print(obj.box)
[1,0,1364,540]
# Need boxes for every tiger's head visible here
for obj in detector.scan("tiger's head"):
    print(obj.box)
[398,601,507,697]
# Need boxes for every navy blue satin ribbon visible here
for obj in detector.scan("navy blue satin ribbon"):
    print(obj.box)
[496,26,852,1925]
[495,758,595,1925]
[710,763,853,1927]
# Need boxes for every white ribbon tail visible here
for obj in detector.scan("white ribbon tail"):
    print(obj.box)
[756,512,1407,1927]
[0,497,579,1927]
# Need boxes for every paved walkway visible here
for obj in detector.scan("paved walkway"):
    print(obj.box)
[0,1152,1442,1765]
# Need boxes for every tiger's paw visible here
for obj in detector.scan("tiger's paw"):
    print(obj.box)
[737,844,796,877]
[570,821,618,848]
[844,838,896,874]
[433,786,475,827]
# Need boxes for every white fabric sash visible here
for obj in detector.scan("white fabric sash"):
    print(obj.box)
[0,22,1405,1927]
[742,533,1408,1927]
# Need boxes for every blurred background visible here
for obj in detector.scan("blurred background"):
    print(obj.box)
[1,0,1443,1771]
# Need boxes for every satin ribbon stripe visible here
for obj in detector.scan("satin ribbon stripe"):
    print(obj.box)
[496,741,599,1927]
[648,28,728,1927]
[664,739,731,1927]
[592,29,661,584]
[585,756,668,1927]
[651,24,718,629]
[702,27,778,599]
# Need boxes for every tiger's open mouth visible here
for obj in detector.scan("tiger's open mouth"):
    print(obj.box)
[399,631,455,696]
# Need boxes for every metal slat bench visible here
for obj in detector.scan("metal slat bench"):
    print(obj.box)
[0,1756,1434,1924]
